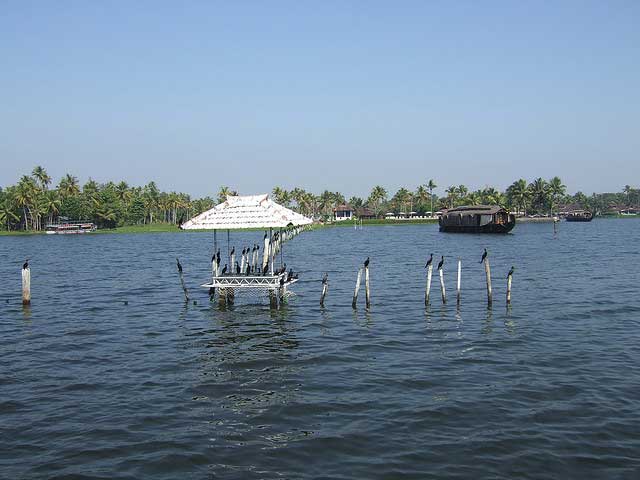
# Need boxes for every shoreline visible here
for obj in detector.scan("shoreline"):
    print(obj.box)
[1,215,636,236]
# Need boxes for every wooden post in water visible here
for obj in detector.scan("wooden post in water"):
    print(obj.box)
[506,266,514,305]
[218,288,227,307]
[456,258,461,305]
[352,268,362,309]
[22,262,31,305]
[484,257,493,307]
[439,267,446,304]
[176,258,189,302]
[320,273,328,307]
[365,266,371,308]
[425,264,433,306]
[269,289,278,309]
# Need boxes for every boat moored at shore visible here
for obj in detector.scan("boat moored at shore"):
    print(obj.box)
[45,222,97,234]
[439,205,516,233]
[565,210,593,222]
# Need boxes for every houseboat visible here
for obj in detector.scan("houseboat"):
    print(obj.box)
[565,210,593,222]
[439,205,516,233]
[45,221,97,234]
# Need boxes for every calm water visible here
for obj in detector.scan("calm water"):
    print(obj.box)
[1,220,639,479]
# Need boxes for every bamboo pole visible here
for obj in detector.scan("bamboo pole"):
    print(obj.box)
[22,265,31,305]
[425,264,433,306]
[484,257,493,307]
[176,258,189,302]
[456,258,461,305]
[439,267,446,304]
[320,273,328,307]
[506,267,514,305]
[352,268,362,309]
[365,266,370,308]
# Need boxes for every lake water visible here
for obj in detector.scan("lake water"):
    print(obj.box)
[1,220,639,479]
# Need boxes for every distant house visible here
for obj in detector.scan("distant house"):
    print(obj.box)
[333,204,353,221]
[356,207,376,220]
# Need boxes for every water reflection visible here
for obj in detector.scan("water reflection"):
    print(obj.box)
[481,307,493,335]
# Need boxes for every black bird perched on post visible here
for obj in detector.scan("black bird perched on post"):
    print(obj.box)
[242,247,246,256]
[424,253,433,268]
[507,266,515,278]
[230,247,235,256]
[221,264,227,275]
[236,262,241,275]
[263,261,269,276]
[264,232,268,240]
[176,258,183,273]
[23,259,29,270]
[364,257,370,268]
[216,250,221,265]
[246,263,251,276]
[480,248,487,264]
[437,256,444,270]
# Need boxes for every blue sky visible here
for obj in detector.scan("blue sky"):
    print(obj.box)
[1,0,638,198]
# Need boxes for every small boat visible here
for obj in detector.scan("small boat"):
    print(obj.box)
[45,221,97,234]
[439,205,516,233]
[565,210,593,222]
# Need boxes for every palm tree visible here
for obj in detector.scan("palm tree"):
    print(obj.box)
[368,185,387,217]
[217,186,232,204]
[427,179,437,216]
[415,185,429,213]
[444,186,457,208]
[58,174,80,198]
[548,176,566,215]
[32,166,51,190]
[43,190,61,225]
[457,185,469,204]
[529,178,549,214]
[0,197,19,231]
[506,179,530,215]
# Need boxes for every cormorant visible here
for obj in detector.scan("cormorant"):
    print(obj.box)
[507,266,515,278]
[176,258,182,273]
[437,256,444,270]
[364,257,370,268]
[424,253,433,268]
[480,248,487,264]
[246,263,251,276]
[263,261,269,275]
[216,250,221,265]
[22,259,29,270]
[236,262,241,275]
[221,264,228,275]
[230,247,235,256]
[242,247,246,256]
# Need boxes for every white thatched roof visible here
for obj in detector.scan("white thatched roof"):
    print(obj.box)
[181,194,313,230]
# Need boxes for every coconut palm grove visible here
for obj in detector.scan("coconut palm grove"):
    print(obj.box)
[0,166,638,232]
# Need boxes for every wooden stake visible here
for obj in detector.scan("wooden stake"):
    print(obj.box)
[439,267,446,304]
[365,266,371,308]
[484,257,493,307]
[507,272,513,305]
[352,268,362,309]
[176,258,189,302]
[22,266,31,305]
[425,264,433,306]
[456,258,461,305]
[320,273,328,307]
[269,289,278,309]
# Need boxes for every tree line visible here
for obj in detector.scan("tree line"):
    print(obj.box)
[1,167,638,231]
